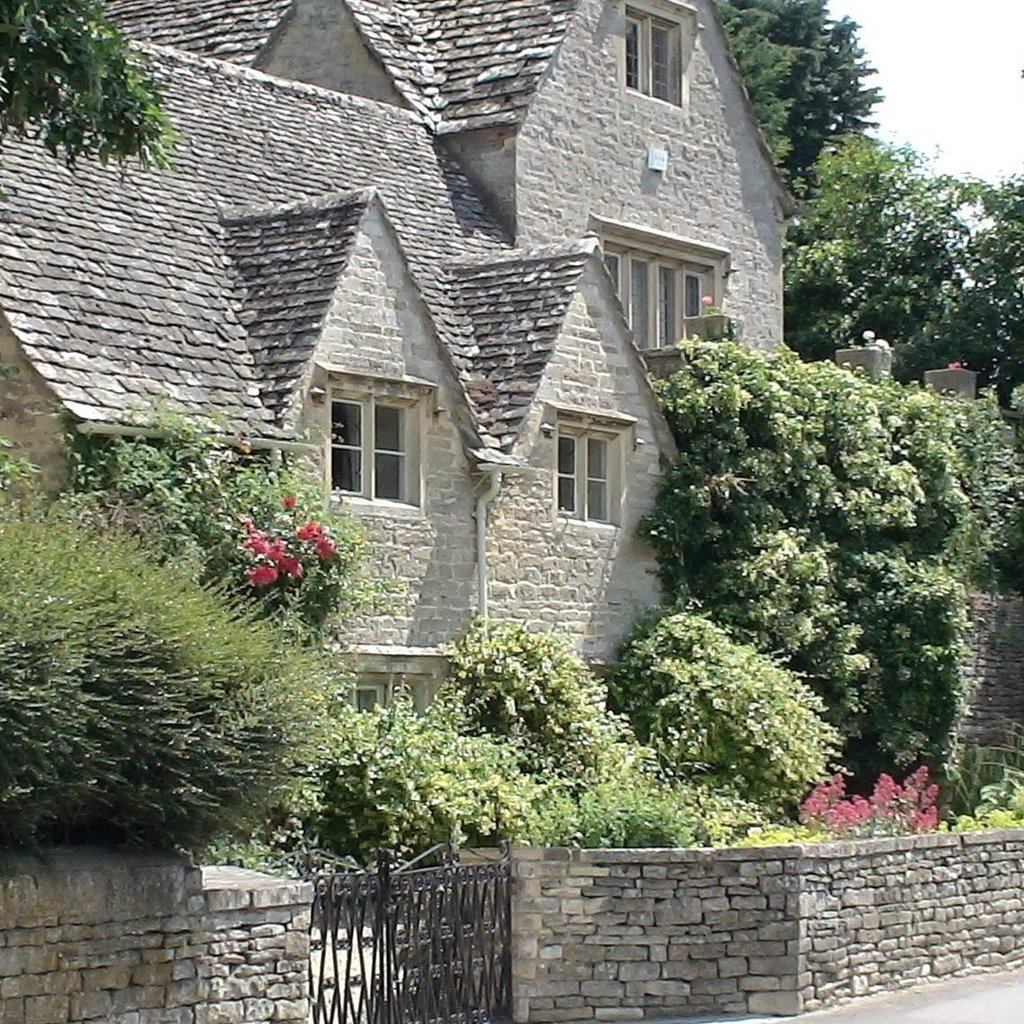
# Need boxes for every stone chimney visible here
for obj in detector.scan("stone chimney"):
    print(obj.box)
[923,366,977,399]
[835,332,892,380]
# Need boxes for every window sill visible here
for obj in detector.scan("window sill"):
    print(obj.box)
[557,514,621,534]
[623,88,685,115]
[332,494,426,520]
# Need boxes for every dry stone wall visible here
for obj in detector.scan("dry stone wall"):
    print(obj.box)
[961,593,1024,746]
[0,850,310,1024]
[511,831,1024,1020]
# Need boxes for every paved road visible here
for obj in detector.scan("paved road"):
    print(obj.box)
[694,970,1024,1024]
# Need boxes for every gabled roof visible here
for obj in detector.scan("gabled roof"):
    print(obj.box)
[345,0,580,132]
[450,246,591,452]
[0,46,507,434]
[106,0,580,134]
[222,191,372,417]
[104,0,293,65]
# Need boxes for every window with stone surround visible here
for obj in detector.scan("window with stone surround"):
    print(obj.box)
[595,217,730,351]
[623,1,697,106]
[353,673,436,712]
[552,411,630,525]
[326,373,432,507]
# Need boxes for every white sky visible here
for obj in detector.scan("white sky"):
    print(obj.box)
[827,1,1024,181]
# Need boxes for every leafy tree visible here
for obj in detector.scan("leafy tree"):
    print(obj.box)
[717,0,880,187]
[610,612,840,808]
[646,342,1024,782]
[0,0,173,166]
[784,137,974,368]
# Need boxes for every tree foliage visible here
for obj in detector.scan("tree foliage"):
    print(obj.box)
[716,0,880,188]
[65,418,375,638]
[0,512,328,850]
[646,342,1024,781]
[0,0,173,166]
[611,612,840,807]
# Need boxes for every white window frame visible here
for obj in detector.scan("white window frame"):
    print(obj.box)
[622,1,697,108]
[352,673,437,713]
[555,420,625,526]
[326,374,433,508]
[604,244,720,349]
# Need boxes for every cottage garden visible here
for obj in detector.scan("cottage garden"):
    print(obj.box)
[2,342,1024,862]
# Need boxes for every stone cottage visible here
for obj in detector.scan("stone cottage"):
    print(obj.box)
[0,0,792,703]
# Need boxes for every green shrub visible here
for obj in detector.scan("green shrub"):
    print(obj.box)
[310,697,550,860]
[441,619,636,782]
[645,342,1019,780]
[610,613,840,808]
[0,514,327,850]
[65,416,375,637]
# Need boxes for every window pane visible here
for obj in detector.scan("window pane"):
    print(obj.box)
[332,401,361,446]
[332,447,362,493]
[631,259,651,348]
[356,686,384,712]
[625,18,641,90]
[375,452,404,501]
[558,475,576,513]
[375,404,404,453]
[604,252,621,294]
[685,272,704,319]
[588,480,609,523]
[651,24,672,101]
[558,435,577,476]
[587,438,608,481]
[658,266,677,347]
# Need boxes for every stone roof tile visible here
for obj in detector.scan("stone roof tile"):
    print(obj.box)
[448,247,591,452]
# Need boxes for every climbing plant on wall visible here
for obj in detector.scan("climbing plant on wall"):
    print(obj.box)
[644,342,1024,782]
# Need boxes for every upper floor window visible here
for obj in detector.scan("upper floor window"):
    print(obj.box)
[603,246,716,350]
[329,386,425,506]
[625,8,683,105]
[556,426,624,525]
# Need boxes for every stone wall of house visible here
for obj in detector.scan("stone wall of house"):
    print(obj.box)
[511,831,1024,1021]
[515,0,786,347]
[305,205,480,653]
[260,0,406,107]
[961,593,1024,746]
[0,319,66,489]
[0,850,310,1024]
[489,260,673,663]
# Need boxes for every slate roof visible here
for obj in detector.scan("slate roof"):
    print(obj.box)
[221,191,371,418]
[345,0,580,131]
[105,0,580,133]
[450,247,592,451]
[104,0,293,65]
[0,46,508,434]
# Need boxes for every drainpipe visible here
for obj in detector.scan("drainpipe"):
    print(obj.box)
[475,464,503,619]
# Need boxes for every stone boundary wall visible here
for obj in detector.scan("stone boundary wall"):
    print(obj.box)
[0,849,311,1024]
[962,593,1024,746]
[511,830,1024,1020]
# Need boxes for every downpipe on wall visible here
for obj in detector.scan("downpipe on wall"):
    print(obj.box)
[475,464,503,618]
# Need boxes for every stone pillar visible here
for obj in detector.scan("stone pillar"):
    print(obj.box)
[923,367,977,398]
[835,345,892,379]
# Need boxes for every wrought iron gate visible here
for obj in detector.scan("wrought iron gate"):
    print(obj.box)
[310,844,512,1024]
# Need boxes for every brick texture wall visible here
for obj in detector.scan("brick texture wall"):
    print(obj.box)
[0,850,310,1024]
[511,831,1024,1020]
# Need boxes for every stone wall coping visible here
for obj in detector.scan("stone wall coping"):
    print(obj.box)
[513,827,1024,865]
[0,846,193,875]
[202,865,313,902]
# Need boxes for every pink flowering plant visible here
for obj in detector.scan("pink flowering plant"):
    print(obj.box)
[799,766,940,839]
[239,496,351,632]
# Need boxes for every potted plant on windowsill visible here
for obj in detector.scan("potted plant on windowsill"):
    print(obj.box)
[692,295,734,342]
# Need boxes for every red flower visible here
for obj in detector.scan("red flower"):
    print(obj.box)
[948,361,964,369]
[284,495,298,510]
[316,537,337,560]
[243,531,272,557]
[278,555,304,579]
[298,522,323,542]
[247,565,279,587]
[267,539,289,563]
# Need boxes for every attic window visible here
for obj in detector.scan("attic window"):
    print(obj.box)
[623,2,696,107]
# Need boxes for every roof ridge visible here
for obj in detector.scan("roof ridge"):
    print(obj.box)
[136,40,435,128]
[219,188,376,226]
